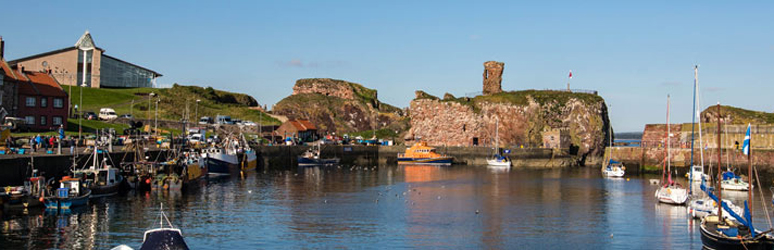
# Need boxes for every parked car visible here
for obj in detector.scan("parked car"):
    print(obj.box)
[3,117,29,132]
[199,116,213,125]
[119,114,133,119]
[215,115,233,125]
[188,133,203,144]
[242,121,257,127]
[84,111,98,120]
[99,108,118,120]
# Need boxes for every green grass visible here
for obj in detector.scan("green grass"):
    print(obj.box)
[63,85,280,126]
[701,105,774,125]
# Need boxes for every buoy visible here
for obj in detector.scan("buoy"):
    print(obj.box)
[475,210,480,214]
[437,196,441,200]
[626,178,630,181]
[145,179,151,184]
[248,190,252,194]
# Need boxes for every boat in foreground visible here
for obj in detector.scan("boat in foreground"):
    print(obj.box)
[397,141,453,165]
[112,204,190,250]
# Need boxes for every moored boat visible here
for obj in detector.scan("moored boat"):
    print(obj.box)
[397,141,453,165]
[202,147,239,176]
[2,176,46,210]
[73,147,123,198]
[654,95,688,205]
[45,177,90,211]
[486,118,511,167]
[297,143,340,166]
[111,204,190,250]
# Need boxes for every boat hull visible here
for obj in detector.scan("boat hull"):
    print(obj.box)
[655,186,689,205]
[397,157,453,165]
[700,222,774,250]
[204,157,239,176]
[297,157,340,166]
[240,151,258,171]
[46,189,91,211]
[90,182,121,198]
[141,228,190,250]
[486,159,511,167]
[3,196,43,210]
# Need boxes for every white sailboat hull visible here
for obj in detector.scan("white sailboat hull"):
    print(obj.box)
[655,186,689,205]
[486,159,511,167]
[687,197,744,220]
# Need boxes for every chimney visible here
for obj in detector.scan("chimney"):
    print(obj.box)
[0,36,4,59]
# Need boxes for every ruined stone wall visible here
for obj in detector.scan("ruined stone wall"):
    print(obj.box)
[483,61,504,95]
[407,96,609,157]
[292,78,356,100]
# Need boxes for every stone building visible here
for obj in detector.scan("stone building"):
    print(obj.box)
[483,61,504,95]
[8,31,161,88]
[542,127,570,149]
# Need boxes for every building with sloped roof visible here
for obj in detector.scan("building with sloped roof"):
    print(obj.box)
[8,31,161,89]
[275,119,318,142]
[1,37,69,131]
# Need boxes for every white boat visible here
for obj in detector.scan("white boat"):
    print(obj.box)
[721,174,751,191]
[687,196,744,220]
[686,165,710,182]
[601,110,624,177]
[602,161,625,177]
[655,95,688,205]
[486,118,511,167]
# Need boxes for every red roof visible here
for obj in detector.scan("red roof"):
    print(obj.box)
[16,71,67,97]
[288,119,317,131]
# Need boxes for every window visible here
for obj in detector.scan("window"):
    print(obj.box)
[40,116,47,125]
[53,116,63,126]
[25,97,36,107]
[25,116,34,125]
[40,98,47,108]
[53,98,64,108]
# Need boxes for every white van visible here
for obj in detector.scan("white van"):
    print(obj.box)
[99,108,118,120]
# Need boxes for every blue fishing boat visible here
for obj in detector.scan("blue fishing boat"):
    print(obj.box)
[45,177,90,211]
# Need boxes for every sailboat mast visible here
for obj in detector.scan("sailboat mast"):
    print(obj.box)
[716,103,723,221]
[667,95,671,181]
[495,118,499,154]
[688,65,704,191]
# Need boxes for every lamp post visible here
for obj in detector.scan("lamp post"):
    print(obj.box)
[149,92,155,131]
[154,97,159,136]
[195,99,201,125]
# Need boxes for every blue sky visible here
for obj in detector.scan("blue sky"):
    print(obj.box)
[1,1,772,132]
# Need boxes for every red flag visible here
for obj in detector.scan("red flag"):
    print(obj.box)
[569,70,573,79]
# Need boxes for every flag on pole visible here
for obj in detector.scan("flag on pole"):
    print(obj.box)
[743,123,751,155]
[569,70,573,79]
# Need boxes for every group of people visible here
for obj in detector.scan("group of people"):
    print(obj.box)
[29,134,59,152]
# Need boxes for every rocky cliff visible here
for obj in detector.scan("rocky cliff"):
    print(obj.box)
[407,90,610,158]
[273,78,405,134]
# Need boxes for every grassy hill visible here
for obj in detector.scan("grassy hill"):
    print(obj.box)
[61,84,279,133]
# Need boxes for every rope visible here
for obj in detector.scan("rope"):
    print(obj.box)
[753,164,773,229]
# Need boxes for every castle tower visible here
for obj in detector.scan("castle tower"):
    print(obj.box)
[483,61,504,95]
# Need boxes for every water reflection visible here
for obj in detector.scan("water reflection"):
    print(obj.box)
[3,165,774,249]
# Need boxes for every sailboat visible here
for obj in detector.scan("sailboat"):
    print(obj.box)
[700,105,774,249]
[655,95,688,205]
[487,118,511,167]
[720,121,751,191]
[602,108,625,177]
[686,66,710,182]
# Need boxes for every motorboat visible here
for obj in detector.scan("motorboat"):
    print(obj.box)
[298,143,340,166]
[72,147,123,198]
[45,177,90,211]
[111,204,190,250]
[397,141,453,165]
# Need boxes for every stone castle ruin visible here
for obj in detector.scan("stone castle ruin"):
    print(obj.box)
[483,61,504,95]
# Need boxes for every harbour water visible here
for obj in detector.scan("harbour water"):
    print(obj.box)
[2,165,773,249]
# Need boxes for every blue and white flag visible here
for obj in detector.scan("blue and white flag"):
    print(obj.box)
[743,123,751,155]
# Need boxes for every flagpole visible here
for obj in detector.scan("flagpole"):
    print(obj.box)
[567,70,572,91]
[748,124,753,217]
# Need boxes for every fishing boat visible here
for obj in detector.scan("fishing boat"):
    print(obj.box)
[486,118,511,167]
[202,145,239,176]
[45,176,90,211]
[111,204,190,250]
[700,105,774,249]
[601,113,625,177]
[1,167,46,210]
[72,147,123,198]
[298,143,340,166]
[239,134,258,171]
[397,141,453,165]
[655,95,688,205]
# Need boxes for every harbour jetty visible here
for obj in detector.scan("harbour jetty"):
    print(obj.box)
[0,145,574,186]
